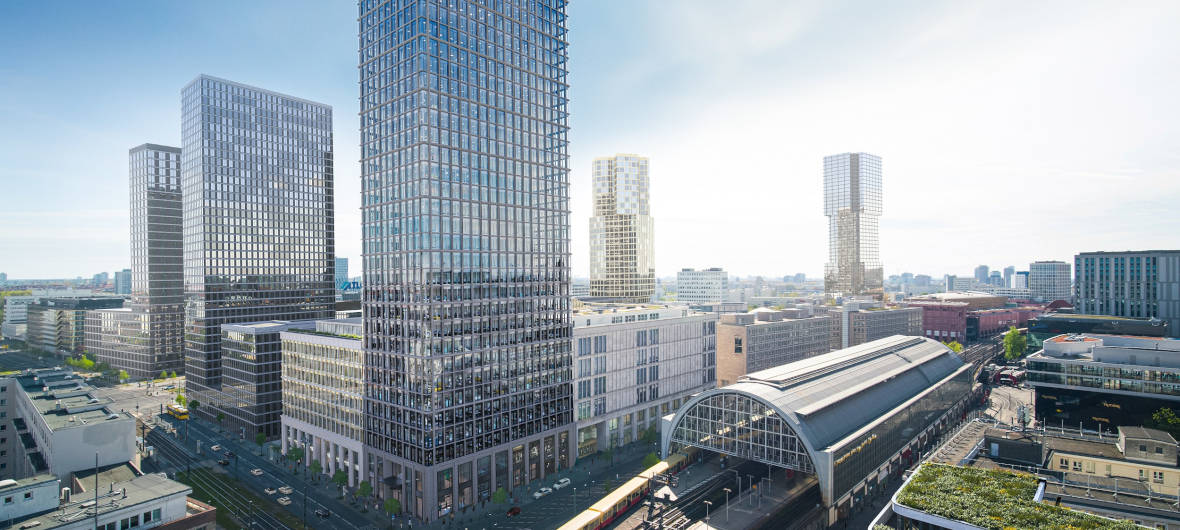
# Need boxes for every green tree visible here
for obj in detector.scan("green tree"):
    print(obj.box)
[255,432,266,454]
[491,487,508,504]
[356,480,373,503]
[175,394,187,407]
[169,371,178,378]
[332,470,349,490]
[158,370,168,380]
[384,497,401,516]
[1148,408,1180,440]
[216,412,225,430]
[309,459,322,477]
[1003,326,1027,360]
[642,452,661,468]
[641,426,659,445]
[603,478,613,493]
[286,447,304,472]
[943,341,964,353]
[117,369,130,382]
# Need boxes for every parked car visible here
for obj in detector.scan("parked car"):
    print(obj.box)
[276,496,292,506]
[224,451,235,458]
[278,486,294,495]
[250,468,264,476]
[552,477,571,490]
[506,506,521,517]
[533,487,553,499]
[210,444,222,452]
[315,509,331,519]
[264,487,277,495]
[217,459,230,466]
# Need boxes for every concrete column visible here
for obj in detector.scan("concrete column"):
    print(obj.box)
[281,424,288,455]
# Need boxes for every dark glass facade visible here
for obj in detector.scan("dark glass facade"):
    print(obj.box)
[359,0,571,520]
[181,75,336,421]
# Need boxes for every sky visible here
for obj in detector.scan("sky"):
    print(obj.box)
[1,1,1179,281]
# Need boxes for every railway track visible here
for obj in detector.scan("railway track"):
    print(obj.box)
[148,428,291,530]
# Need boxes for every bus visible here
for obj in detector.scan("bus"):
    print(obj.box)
[166,404,189,420]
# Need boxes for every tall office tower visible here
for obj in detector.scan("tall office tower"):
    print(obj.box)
[88,145,185,379]
[1075,250,1180,336]
[588,154,654,302]
[823,152,882,294]
[973,265,989,284]
[92,272,110,287]
[359,0,572,520]
[988,270,1002,286]
[1013,270,1029,290]
[181,75,335,424]
[335,257,350,289]
[1003,266,1015,288]
[1028,260,1071,302]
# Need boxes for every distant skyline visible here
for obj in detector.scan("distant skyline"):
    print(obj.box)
[2,1,1179,279]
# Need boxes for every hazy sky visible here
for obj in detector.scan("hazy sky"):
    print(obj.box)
[2,1,1178,280]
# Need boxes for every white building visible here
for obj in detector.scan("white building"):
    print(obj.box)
[589,154,655,303]
[1029,260,1072,302]
[677,268,728,304]
[4,473,212,530]
[572,304,717,458]
[2,295,35,339]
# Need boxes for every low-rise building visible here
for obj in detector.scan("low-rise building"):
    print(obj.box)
[676,268,728,304]
[279,318,365,488]
[27,297,124,357]
[1027,313,1169,349]
[904,301,968,342]
[831,303,923,349]
[907,291,1008,310]
[715,309,833,386]
[572,304,716,458]
[2,294,35,340]
[3,472,216,530]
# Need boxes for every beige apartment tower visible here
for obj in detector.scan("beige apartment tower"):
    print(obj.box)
[589,154,655,302]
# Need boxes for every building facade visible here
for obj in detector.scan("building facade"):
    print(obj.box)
[358,0,573,521]
[1029,260,1072,302]
[904,301,968,342]
[715,309,833,386]
[1,295,35,340]
[1074,250,1180,337]
[823,152,883,294]
[181,75,336,422]
[27,297,124,356]
[220,320,316,440]
[588,154,654,303]
[832,303,923,349]
[676,267,727,304]
[1013,270,1029,289]
[113,269,132,295]
[974,265,989,284]
[335,257,349,290]
[280,319,365,488]
[572,305,716,458]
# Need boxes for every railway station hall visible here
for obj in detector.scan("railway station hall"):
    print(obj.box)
[661,335,974,522]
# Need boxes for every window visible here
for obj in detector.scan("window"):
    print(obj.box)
[593,335,607,353]
[636,387,647,404]
[1140,444,1148,453]
[1085,461,1095,473]
[734,337,742,353]
[1058,458,1068,469]
[649,329,659,344]
[649,365,659,381]
[636,331,647,347]
[636,369,646,385]
[578,359,591,378]
[3,496,11,505]
[578,338,591,356]
[594,356,606,375]
[1156,447,1164,454]
[636,350,646,366]
[1071,460,1081,471]
[577,381,591,399]
[1153,471,1165,484]
[650,347,659,363]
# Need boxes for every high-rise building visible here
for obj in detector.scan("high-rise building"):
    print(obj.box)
[589,154,654,302]
[335,257,349,290]
[92,272,110,287]
[28,297,123,356]
[973,265,989,284]
[1075,250,1180,336]
[823,152,882,294]
[181,75,335,422]
[1028,260,1071,302]
[113,268,132,294]
[358,1,572,520]
[988,270,1002,286]
[1013,270,1029,289]
[1002,266,1015,288]
[677,268,728,304]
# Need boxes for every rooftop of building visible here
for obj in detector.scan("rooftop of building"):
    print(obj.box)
[13,368,128,430]
[1076,250,1180,256]
[30,297,125,310]
[723,336,967,450]
[1035,312,1161,322]
[0,474,57,492]
[72,462,143,491]
[12,473,192,530]
[1031,333,1180,364]
[1118,426,1177,444]
[895,463,1142,529]
[284,318,363,340]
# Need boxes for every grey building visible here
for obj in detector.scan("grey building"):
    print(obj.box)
[27,297,123,356]
[220,320,317,440]
[823,153,883,294]
[1075,250,1180,337]
[335,257,349,290]
[1003,265,1015,288]
[831,302,923,350]
[1029,260,1072,302]
[588,154,654,303]
[85,144,185,380]
[1,295,35,340]
[716,308,833,386]
[359,1,573,520]
[974,264,990,284]
[181,75,336,422]
[572,305,716,458]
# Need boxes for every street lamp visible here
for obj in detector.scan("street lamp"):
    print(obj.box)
[722,488,731,521]
[703,500,712,527]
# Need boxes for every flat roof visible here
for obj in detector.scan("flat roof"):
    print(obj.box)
[1119,426,1177,444]
[0,474,57,491]
[15,369,127,430]
[12,473,190,529]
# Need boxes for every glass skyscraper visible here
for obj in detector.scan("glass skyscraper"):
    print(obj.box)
[358,0,572,519]
[589,154,654,303]
[181,75,336,431]
[823,152,883,294]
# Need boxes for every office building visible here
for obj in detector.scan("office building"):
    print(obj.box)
[676,267,727,304]
[1013,270,1029,289]
[85,144,185,380]
[92,272,109,287]
[1075,250,1180,337]
[974,265,989,284]
[220,320,316,441]
[181,75,336,422]
[280,318,365,487]
[27,297,124,356]
[113,269,131,295]
[1027,312,1168,349]
[1002,265,1015,288]
[907,291,1007,310]
[988,270,1002,286]
[943,275,976,292]
[1029,260,1071,302]
[831,303,923,349]
[335,257,349,290]
[664,336,973,522]
[572,305,716,458]
[359,1,572,521]
[589,154,654,303]
[823,152,883,294]
[2,295,35,340]
[1027,334,1180,431]
[904,301,969,342]
[715,309,832,386]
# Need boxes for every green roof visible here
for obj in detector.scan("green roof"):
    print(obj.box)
[896,463,1143,529]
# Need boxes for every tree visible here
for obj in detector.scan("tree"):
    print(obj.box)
[169,371,178,378]
[332,470,349,491]
[255,432,266,454]
[309,459,323,477]
[216,412,225,430]
[175,394,187,407]
[159,370,168,380]
[491,487,508,504]
[1003,326,1027,360]
[356,481,373,503]
[117,369,130,382]
[189,400,200,413]
[384,497,401,516]
[944,341,964,353]
[642,452,661,468]
[641,426,659,445]
[1148,408,1180,440]
[286,446,304,473]
[603,478,613,493]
